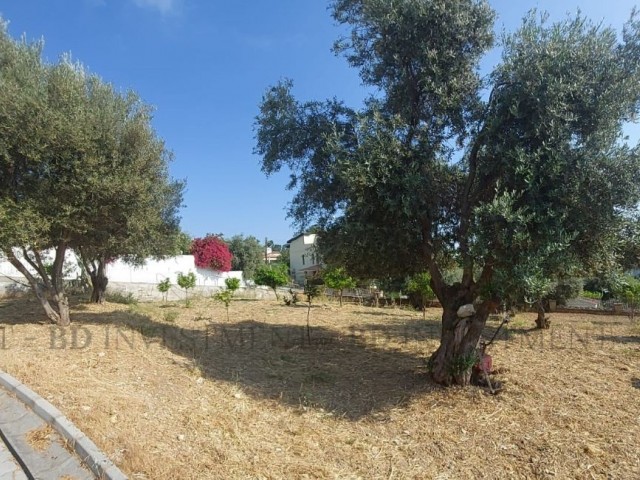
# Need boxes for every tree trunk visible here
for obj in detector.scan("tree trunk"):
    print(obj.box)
[89,260,109,304]
[535,301,550,329]
[90,274,108,303]
[339,290,343,307]
[5,246,71,326]
[52,291,71,326]
[34,282,63,324]
[429,299,490,386]
[79,254,109,304]
[50,242,71,326]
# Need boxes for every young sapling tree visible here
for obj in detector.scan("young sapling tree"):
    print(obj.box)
[407,272,435,320]
[214,277,241,321]
[303,279,323,345]
[323,266,356,306]
[177,272,196,307]
[254,264,289,300]
[157,278,171,303]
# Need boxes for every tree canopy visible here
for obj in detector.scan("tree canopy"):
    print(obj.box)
[254,264,289,300]
[255,0,640,385]
[0,20,183,322]
[226,234,264,279]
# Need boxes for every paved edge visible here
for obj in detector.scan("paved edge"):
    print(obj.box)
[0,371,128,480]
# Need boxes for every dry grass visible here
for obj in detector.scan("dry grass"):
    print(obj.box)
[25,424,54,452]
[1,294,639,479]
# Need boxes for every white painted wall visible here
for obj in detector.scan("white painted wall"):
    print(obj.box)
[0,251,243,288]
[0,249,82,280]
[106,256,242,287]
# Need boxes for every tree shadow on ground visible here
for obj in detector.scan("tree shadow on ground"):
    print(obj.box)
[353,309,421,318]
[73,310,440,420]
[595,335,640,344]
[0,296,55,325]
[0,295,97,323]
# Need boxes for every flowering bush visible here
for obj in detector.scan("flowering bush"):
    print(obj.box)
[191,235,233,271]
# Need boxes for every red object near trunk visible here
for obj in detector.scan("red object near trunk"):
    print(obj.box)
[475,354,493,373]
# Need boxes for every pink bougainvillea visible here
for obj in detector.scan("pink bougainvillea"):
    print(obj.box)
[190,235,233,272]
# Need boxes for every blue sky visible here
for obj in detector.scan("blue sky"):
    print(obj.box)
[1,1,638,244]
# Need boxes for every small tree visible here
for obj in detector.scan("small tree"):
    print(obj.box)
[323,266,356,306]
[191,235,233,271]
[254,264,289,300]
[177,272,196,307]
[614,276,640,320]
[406,272,435,320]
[225,277,241,293]
[213,278,240,322]
[304,278,324,345]
[523,274,555,329]
[157,278,171,302]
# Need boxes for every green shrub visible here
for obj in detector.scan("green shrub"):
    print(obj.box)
[162,310,179,323]
[582,290,603,300]
[105,291,138,305]
[225,277,241,293]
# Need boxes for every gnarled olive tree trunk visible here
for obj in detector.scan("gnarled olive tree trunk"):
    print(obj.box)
[78,251,109,304]
[429,294,492,386]
[535,301,550,329]
[89,262,108,304]
[5,244,71,326]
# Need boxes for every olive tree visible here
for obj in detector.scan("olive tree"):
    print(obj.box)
[0,21,182,321]
[255,1,640,385]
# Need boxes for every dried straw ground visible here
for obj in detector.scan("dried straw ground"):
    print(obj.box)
[0,294,639,479]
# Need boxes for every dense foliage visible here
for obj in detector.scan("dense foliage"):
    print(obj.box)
[406,272,435,318]
[254,264,289,299]
[226,234,264,279]
[323,266,356,306]
[0,20,183,322]
[191,235,233,272]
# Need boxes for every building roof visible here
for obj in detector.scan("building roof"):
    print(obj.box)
[286,232,317,244]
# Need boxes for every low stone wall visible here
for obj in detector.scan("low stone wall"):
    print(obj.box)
[0,279,30,298]
[107,282,275,302]
[0,279,277,302]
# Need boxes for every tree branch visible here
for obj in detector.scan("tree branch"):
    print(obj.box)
[419,217,446,301]
[5,249,40,288]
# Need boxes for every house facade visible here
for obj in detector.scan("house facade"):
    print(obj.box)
[287,233,321,285]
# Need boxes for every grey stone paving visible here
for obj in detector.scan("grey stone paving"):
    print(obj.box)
[0,390,94,480]
[0,437,27,480]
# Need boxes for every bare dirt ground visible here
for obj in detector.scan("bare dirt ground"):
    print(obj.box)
[0,294,639,479]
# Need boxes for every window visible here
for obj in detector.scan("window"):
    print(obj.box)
[302,254,305,266]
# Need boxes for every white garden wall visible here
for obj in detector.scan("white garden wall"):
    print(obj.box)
[105,255,243,287]
[0,251,245,298]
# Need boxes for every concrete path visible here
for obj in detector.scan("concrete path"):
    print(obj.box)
[0,389,94,479]
[0,436,27,480]
[0,371,128,480]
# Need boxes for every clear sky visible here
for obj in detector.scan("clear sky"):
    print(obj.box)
[1,1,638,244]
